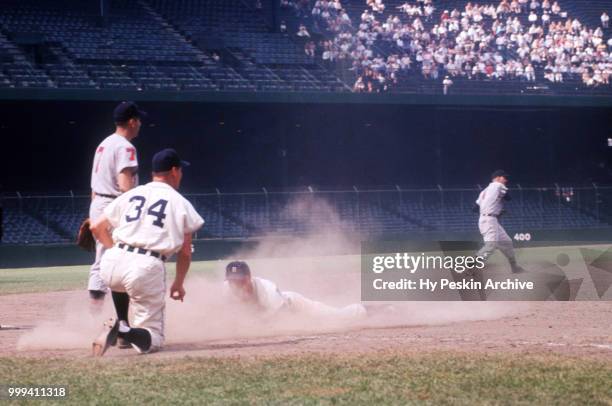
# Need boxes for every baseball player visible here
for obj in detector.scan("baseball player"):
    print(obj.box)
[224,261,386,321]
[474,170,525,273]
[89,148,204,356]
[88,101,145,307]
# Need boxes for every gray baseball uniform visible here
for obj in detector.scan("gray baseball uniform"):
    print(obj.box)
[475,181,516,263]
[89,133,138,293]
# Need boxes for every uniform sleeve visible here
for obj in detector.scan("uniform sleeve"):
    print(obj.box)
[103,194,126,228]
[182,199,205,234]
[476,190,485,205]
[115,144,138,175]
[254,278,286,314]
[498,184,508,198]
[489,183,507,200]
[478,183,503,208]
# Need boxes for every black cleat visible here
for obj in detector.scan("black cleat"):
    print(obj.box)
[117,337,131,349]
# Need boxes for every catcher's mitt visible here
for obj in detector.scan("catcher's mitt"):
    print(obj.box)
[76,218,96,252]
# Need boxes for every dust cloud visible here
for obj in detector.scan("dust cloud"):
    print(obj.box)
[18,196,521,351]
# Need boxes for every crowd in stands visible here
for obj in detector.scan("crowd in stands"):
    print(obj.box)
[282,0,611,93]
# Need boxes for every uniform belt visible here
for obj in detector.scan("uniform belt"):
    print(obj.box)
[117,243,167,261]
[94,192,118,199]
[481,213,499,217]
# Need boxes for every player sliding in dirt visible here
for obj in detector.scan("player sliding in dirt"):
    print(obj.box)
[223,261,391,320]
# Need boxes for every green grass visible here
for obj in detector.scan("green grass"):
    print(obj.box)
[0,353,610,405]
[2,243,609,296]
[0,261,219,295]
[0,265,88,295]
[0,256,357,295]
[2,247,611,404]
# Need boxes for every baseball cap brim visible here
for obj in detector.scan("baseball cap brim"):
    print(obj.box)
[180,160,190,168]
[131,105,147,120]
[114,102,148,122]
[491,170,509,179]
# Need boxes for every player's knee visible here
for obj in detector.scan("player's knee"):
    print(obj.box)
[89,290,106,300]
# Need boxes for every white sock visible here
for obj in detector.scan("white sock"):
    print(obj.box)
[118,320,131,333]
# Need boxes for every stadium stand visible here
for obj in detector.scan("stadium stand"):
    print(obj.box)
[1,196,68,244]
[0,0,347,92]
[1,187,608,243]
[290,0,612,94]
[0,0,607,95]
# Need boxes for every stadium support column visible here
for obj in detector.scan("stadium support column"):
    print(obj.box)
[280,123,289,190]
[545,109,559,182]
[99,0,109,27]
[434,108,443,185]
[0,184,3,243]
[271,0,281,33]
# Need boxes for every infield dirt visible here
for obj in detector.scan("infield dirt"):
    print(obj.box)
[1,288,610,360]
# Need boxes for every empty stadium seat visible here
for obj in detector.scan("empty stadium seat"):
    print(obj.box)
[2,187,609,244]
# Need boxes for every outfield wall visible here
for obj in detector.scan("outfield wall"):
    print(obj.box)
[2,228,611,269]
[0,89,611,108]
[2,100,611,191]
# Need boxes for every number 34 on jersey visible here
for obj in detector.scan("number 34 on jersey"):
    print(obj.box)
[102,182,205,257]
[126,196,168,227]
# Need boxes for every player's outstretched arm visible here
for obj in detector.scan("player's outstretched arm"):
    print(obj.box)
[117,167,137,193]
[90,215,114,249]
[170,233,192,302]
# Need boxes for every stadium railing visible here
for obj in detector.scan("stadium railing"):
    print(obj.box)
[2,185,611,244]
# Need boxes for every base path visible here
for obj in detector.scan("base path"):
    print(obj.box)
[0,290,610,360]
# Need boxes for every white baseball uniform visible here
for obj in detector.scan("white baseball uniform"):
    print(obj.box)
[224,277,367,320]
[89,133,138,292]
[99,181,204,352]
[476,181,516,262]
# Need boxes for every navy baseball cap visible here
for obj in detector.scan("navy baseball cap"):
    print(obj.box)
[225,261,251,280]
[152,148,190,173]
[113,101,147,123]
[491,169,509,179]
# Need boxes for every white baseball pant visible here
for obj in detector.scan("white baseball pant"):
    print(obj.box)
[476,215,516,262]
[88,195,114,292]
[282,291,367,320]
[100,247,167,352]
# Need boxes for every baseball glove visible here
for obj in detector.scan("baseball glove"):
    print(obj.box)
[76,218,96,252]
